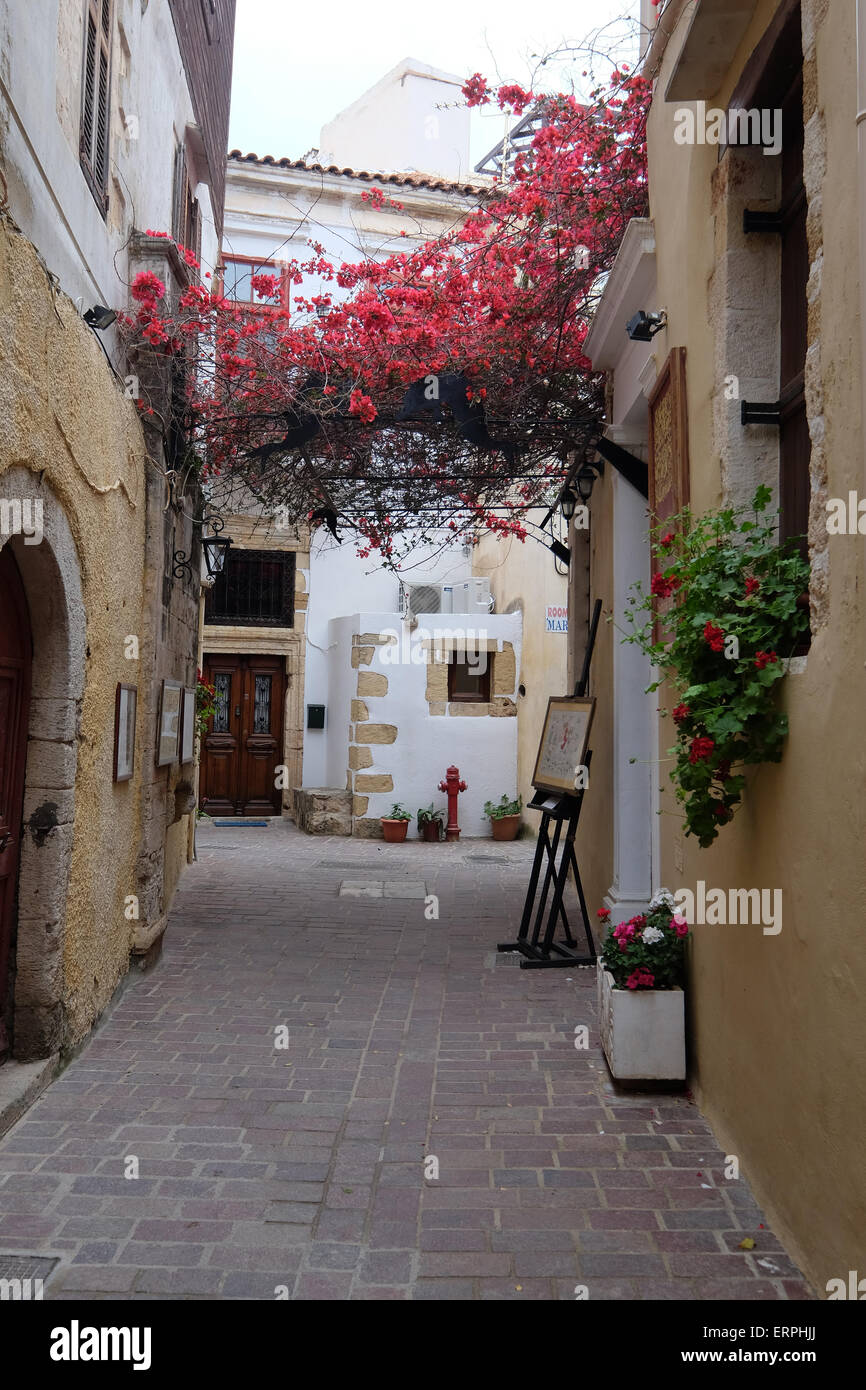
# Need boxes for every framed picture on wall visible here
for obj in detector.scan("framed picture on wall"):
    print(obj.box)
[532,696,596,795]
[157,679,182,766]
[179,686,196,765]
[113,684,137,783]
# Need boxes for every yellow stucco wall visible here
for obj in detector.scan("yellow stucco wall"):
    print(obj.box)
[645,0,866,1291]
[0,217,187,1049]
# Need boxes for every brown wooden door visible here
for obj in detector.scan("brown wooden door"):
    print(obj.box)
[199,655,284,816]
[0,547,32,1060]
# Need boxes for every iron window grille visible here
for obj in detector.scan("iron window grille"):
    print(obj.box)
[204,549,295,628]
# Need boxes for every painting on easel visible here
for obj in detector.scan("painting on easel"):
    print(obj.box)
[532,696,595,796]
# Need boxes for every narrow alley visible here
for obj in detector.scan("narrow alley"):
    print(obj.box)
[0,822,810,1302]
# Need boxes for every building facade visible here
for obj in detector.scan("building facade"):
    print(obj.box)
[0,0,235,1072]
[574,0,866,1291]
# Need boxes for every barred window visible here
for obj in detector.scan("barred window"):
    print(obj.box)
[204,550,295,628]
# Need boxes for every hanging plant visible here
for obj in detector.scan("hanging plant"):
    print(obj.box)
[195,671,217,742]
[622,486,810,847]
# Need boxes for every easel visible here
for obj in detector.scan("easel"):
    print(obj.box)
[497,599,602,970]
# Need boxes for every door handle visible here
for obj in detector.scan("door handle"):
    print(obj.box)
[0,833,12,853]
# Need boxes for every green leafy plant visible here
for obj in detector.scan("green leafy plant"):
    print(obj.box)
[195,671,218,742]
[417,804,445,826]
[384,803,412,821]
[598,891,691,990]
[622,487,810,847]
[484,793,522,819]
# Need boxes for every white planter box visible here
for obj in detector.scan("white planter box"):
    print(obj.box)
[597,964,686,1082]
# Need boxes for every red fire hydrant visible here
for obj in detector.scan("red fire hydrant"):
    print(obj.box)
[438,765,467,842]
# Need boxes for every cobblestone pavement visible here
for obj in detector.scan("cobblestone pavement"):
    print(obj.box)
[0,819,812,1300]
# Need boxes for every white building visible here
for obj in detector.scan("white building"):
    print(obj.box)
[201,62,524,837]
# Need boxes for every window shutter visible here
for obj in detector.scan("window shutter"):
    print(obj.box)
[80,0,112,210]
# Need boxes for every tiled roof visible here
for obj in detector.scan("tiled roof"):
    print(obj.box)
[227,151,487,196]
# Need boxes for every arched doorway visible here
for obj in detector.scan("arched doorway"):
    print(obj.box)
[1,468,85,1060]
[0,546,32,1061]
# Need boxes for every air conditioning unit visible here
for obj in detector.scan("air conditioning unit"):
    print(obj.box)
[452,578,494,614]
[401,582,454,616]
[400,578,493,617]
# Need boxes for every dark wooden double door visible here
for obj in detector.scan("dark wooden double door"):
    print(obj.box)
[200,655,285,816]
[0,547,32,1061]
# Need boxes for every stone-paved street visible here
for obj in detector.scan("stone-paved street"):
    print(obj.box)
[0,820,812,1300]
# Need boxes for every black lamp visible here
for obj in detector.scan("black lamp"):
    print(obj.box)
[202,525,233,578]
[626,309,667,342]
[173,511,233,582]
[560,481,580,522]
[84,305,117,329]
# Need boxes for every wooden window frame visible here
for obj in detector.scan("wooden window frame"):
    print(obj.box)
[172,144,203,275]
[447,652,491,704]
[219,254,290,311]
[80,0,113,216]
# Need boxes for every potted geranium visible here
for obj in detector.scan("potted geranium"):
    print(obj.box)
[596,890,690,1082]
[484,793,522,840]
[381,803,411,842]
[417,804,445,842]
[622,487,810,847]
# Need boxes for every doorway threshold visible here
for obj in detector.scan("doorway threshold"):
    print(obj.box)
[212,820,270,828]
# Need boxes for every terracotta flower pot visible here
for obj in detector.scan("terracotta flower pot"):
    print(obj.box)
[421,821,441,842]
[381,818,409,843]
[491,814,520,841]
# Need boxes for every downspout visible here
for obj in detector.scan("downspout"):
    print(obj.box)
[858,0,866,491]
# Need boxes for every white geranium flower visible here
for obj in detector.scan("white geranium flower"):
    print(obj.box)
[642,925,664,945]
[648,889,675,912]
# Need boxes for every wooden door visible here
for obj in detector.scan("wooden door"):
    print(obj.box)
[199,655,284,816]
[0,547,32,1060]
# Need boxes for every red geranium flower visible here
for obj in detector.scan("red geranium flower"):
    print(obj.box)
[672,703,690,725]
[754,650,778,669]
[651,572,680,598]
[703,621,725,652]
[626,968,655,990]
[689,736,715,764]
[745,576,760,597]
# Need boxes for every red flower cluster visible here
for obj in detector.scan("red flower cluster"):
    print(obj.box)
[745,576,760,596]
[626,968,655,990]
[651,572,680,598]
[703,621,725,652]
[754,650,778,669]
[672,703,690,725]
[130,270,165,307]
[689,736,715,765]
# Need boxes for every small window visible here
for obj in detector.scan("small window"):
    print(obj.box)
[80,0,113,214]
[447,653,491,703]
[205,549,295,628]
[172,145,202,271]
[221,256,287,307]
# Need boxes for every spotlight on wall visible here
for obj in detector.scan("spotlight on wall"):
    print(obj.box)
[83,305,118,330]
[626,309,667,342]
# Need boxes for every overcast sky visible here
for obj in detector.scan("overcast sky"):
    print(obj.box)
[228,0,641,167]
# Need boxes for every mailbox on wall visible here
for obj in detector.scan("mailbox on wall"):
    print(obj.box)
[307,704,326,729]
